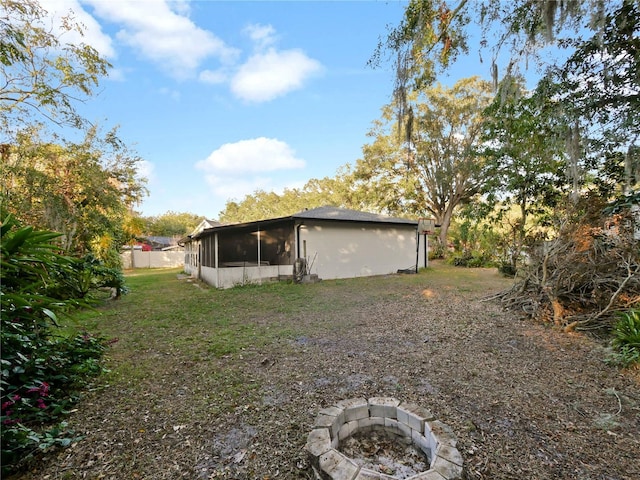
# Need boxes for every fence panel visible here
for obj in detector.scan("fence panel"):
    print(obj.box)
[120,251,184,269]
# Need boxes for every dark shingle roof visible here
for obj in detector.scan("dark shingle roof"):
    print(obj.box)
[293,206,417,225]
[190,206,416,239]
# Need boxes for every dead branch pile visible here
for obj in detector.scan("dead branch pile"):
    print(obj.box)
[492,201,639,333]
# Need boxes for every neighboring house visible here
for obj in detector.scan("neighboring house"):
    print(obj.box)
[143,236,184,251]
[120,235,185,269]
[183,206,426,289]
[190,219,222,237]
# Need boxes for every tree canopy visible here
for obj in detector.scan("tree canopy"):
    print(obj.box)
[2,126,146,264]
[372,0,639,329]
[354,76,494,245]
[0,0,147,265]
[218,170,360,223]
[143,211,206,237]
[379,0,638,192]
[0,0,110,136]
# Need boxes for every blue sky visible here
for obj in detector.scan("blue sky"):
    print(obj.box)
[41,0,507,220]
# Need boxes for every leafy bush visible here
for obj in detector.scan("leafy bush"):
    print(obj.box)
[1,214,111,474]
[428,241,447,260]
[448,214,502,265]
[448,251,497,268]
[49,253,127,299]
[609,310,640,368]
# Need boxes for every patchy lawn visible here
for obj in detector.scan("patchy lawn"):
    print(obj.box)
[10,262,640,479]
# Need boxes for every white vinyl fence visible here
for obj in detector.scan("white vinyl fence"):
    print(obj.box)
[120,251,184,269]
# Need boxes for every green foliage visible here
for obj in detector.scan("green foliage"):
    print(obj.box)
[448,211,502,261]
[1,0,147,266]
[1,214,110,474]
[497,262,518,278]
[219,169,359,223]
[0,0,111,133]
[2,126,147,263]
[372,0,470,95]
[448,251,496,268]
[428,241,446,260]
[537,0,639,185]
[609,310,640,368]
[144,211,205,236]
[353,77,494,246]
[48,254,126,300]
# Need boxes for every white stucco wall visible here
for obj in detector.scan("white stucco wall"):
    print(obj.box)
[200,265,294,289]
[298,222,418,280]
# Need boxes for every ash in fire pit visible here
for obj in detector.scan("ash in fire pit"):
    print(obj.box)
[305,397,463,480]
[340,429,429,479]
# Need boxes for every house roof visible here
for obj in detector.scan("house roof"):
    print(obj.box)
[189,219,222,236]
[189,206,416,240]
[143,236,179,247]
[292,206,417,225]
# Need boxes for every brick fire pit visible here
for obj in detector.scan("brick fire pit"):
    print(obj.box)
[305,397,463,480]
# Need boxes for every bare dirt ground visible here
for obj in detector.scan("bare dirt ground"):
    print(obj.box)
[11,263,640,479]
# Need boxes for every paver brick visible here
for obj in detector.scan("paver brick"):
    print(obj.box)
[315,414,342,439]
[308,397,462,480]
[383,418,412,443]
[431,455,463,480]
[397,403,434,432]
[435,444,464,467]
[411,428,433,460]
[336,398,370,422]
[357,416,385,432]
[320,406,346,426]
[368,397,400,419]
[306,427,332,458]
[319,449,360,480]
[427,420,458,448]
[338,420,359,441]
[354,468,397,480]
[410,471,448,480]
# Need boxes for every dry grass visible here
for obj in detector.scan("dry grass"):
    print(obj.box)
[9,262,640,480]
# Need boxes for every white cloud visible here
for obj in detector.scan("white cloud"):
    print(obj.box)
[197,137,305,174]
[196,138,306,206]
[231,48,323,102]
[202,175,274,200]
[44,3,321,101]
[40,0,115,58]
[83,0,239,78]
[167,0,191,16]
[243,23,277,51]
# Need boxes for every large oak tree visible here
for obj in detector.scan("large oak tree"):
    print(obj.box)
[378,0,639,329]
[354,76,494,245]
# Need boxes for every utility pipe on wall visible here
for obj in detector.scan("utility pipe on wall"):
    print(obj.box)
[215,233,219,288]
[296,223,304,259]
[257,228,261,283]
[415,229,419,273]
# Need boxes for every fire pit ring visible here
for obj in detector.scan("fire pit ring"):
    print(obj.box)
[305,397,463,480]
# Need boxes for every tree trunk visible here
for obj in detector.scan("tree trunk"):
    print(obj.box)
[438,205,455,248]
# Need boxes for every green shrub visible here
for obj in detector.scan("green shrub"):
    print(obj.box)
[448,251,497,268]
[1,214,111,474]
[609,310,640,368]
[50,254,127,299]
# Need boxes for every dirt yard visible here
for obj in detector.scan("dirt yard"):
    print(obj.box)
[10,263,640,479]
